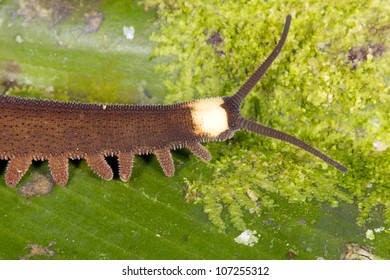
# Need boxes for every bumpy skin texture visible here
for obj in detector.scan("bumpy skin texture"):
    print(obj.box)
[0,95,219,186]
[0,95,207,156]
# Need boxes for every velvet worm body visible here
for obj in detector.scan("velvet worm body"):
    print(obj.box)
[0,15,347,187]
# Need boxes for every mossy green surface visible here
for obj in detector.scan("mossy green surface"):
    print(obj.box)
[142,0,390,244]
[0,0,389,259]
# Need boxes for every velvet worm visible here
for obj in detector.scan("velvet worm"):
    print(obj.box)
[0,15,347,187]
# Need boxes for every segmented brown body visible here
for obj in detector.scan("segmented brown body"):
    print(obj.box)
[0,95,216,186]
[0,15,347,187]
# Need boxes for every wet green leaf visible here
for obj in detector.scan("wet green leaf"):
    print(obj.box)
[0,0,389,260]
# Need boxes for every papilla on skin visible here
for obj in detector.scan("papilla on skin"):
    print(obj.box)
[0,15,347,187]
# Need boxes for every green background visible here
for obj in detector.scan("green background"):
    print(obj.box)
[0,0,389,259]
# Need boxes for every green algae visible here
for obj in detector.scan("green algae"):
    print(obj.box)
[141,0,390,232]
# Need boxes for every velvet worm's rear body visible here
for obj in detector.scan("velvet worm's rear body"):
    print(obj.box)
[0,15,347,187]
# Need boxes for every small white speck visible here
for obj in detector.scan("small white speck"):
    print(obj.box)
[234,229,259,247]
[156,234,161,238]
[365,229,375,240]
[327,94,333,103]
[123,26,135,40]
[247,189,258,202]
[374,227,385,233]
[373,140,388,151]
[15,34,23,44]
[102,105,107,110]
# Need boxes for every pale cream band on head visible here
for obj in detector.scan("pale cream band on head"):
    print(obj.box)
[189,98,229,138]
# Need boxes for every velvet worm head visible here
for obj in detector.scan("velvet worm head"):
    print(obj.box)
[0,15,347,187]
